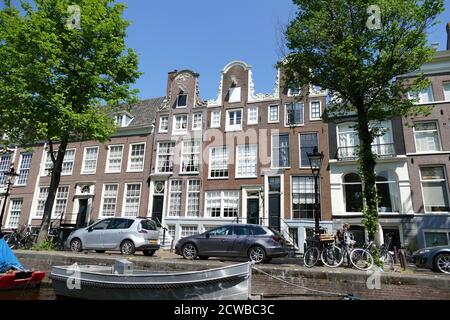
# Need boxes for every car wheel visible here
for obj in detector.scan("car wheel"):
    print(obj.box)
[182,243,198,260]
[70,239,82,253]
[435,253,450,274]
[143,250,156,256]
[198,256,209,260]
[120,240,135,255]
[248,246,266,264]
[95,250,106,253]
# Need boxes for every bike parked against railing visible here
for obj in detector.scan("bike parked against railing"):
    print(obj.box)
[303,233,343,268]
[4,224,36,249]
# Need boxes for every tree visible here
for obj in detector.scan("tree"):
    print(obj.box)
[281,0,443,244]
[0,0,141,243]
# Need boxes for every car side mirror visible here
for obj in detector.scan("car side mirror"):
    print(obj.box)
[206,233,210,239]
[88,227,93,232]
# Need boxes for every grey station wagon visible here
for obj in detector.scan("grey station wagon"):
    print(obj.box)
[67,217,160,256]
[175,224,288,263]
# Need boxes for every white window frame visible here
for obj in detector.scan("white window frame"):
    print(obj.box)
[205,190,239,218]
[156,142,175,174]
[271,134,291,169]
[408,86,434,103]
[168,180,182,217]
[115,113,133,128]
[99,184,119,218]
[159,115,169,133]
[235,144,258,178]
[176,94,188,108]
[288,87,300,97]
[122,183,142,217]
[81,146,99,175]
[413,121,442,153]
[181,140,201,174]
[105,144,124,173]
[299,132,319,168]
[268,105,279,123]
[127,142,146,172]
[6,198,23,229]
[226,109,243,132]
[211,110,221,128]
[172,114,188,135]
[420,166,450,213]
[0,154,11,187]
[284,103,304,127]
[33,186,49,218]
[186,179,201,217]
[208,146,230,179]
[180,225,199,238]
[43,149,76,176]
[247,106,258,125]
[192,113,203,131]
[309,100,322,120]
[52,185,70,219]
[443,82,450,101]
[423,229,450,247]
[16,153,33,186]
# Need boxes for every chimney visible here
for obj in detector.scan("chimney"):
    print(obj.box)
[447,23,450,50]
[166,70,178,98]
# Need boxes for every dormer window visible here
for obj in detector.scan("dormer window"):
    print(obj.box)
[115,113,133,128]
[288,87,300,96]
[228,83,241,103]
[177,92,188,108]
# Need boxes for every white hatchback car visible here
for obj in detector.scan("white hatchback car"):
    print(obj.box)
[67,217,160,256]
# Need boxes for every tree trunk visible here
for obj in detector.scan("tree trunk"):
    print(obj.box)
[36,139,68,244]
[357,109,379,242]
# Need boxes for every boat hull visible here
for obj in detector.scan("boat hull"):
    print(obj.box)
[50,262,252,300]
[0,271,46,290]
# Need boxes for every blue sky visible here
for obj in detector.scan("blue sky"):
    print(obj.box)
[3,0,450,100]
[123,0,450,100]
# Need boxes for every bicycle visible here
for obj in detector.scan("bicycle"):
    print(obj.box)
[4,224,35,249]
[336,231,374,271]
[48,227,67,251]
[365,233,395,271]
[303,234,343,268]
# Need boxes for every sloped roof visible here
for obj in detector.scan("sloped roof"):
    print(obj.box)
[119,97,165,128]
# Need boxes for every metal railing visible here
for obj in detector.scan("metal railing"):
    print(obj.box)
[152,216,170,246]
[335,143,396,160]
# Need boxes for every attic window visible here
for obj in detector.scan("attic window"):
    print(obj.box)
[288,87,300,96]
[177,92,188,108]
[115,113,133,128]
[228,84,241,103]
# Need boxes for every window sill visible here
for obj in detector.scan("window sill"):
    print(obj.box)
[80,172,97,175]
[179,172,200,175]
[105,171,121,174]
[407,151,450,156]
[127,170,144,173]
[225,128,243,133]
[309,118,322,121]
[172,131,188,136]
[268,121,280,124]
[208,177,229,180]
[235,176,258,179]
[158,131,169,134]
[284,124,304,128]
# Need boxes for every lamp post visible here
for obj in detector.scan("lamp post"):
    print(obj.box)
[307,147,324,239]
[0,165,20,230]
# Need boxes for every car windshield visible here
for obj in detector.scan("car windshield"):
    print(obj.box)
[140,219,157,231]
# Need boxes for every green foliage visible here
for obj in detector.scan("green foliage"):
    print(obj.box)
[31,237,57,251]
[282,0,443,240]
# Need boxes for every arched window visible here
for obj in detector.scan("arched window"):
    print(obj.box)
[376,171,400,212]
[343,173,363,212]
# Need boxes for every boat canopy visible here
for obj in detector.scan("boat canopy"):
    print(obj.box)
[0,239,24,273]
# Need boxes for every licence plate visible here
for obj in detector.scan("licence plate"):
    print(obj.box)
[149,240,157,244]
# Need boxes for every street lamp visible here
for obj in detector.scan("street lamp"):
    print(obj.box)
[307,147,324,239]
[0,165,20,230]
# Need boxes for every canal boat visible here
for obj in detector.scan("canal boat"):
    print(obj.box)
[49,260,252,300]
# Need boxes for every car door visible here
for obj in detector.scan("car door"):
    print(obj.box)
[231,225,252,256]
[83,219,111,249]
[103,218,133,249]
[205,226,236,257]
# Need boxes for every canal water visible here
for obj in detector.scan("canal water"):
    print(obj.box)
[0,286,56,300]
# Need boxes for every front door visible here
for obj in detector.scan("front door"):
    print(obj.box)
[152,196,164,227]
[247,199,259,225]
[76,199,88,229]
[269,194,280,231]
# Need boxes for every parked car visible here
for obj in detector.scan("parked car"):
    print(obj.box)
[67,217,160,256]
[175,224,288,264]
[412,245,450,274]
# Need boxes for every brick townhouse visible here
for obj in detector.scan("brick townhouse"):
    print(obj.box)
[150,61,332,251]
[0,98,164,234]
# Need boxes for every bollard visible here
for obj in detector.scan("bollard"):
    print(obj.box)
[170,239,174,253]
[393,246,398,264]
[398,249,407,270]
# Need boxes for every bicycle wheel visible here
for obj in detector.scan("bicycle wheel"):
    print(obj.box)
[380,252,394,271]
[303,246,320,268]
[350,248,374,271]
[321,245,344,268]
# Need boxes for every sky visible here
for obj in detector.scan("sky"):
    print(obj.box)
[3,0,450,101]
